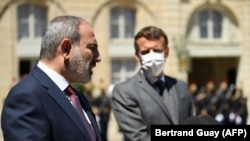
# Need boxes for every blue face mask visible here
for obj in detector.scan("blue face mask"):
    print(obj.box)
[140,51,165,77]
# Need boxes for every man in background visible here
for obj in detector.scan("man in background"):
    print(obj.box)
[111,25,196,141]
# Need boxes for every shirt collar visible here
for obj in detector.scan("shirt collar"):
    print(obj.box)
[140,69,165,84]
[37,61,69,91]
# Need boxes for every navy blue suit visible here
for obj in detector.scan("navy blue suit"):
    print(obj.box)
[1,66,103,141]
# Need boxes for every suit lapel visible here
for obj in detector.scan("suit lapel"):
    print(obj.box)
[136,72,174,124]
[31,66,92,141]
[165,76,179,124]
[77,91,102,141]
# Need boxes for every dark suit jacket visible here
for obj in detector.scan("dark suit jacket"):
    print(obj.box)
[1,66,104,141]
[111,71,196,141]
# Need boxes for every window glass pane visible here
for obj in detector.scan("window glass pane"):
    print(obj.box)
[112,60,121,73]
[111,25,119,38]
[111,59,136,84]
[125,25,134,38]
[200,27,207,38]
[18,24,29,39]
[34,5,47,37]
[126,60,136,72]
[212,11,222,38]
[111,8,120,19]
[18,5,29,19]
[110,8,120,39]
[199,10,208,38]
[111,60,121,84]
[125,10,135,38]
[17,4,29,39]
[125,60,136,79]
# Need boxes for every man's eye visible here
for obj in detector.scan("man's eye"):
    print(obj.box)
[140,50,150,55]
[154,50,163,53]
[140,50,162,55]
[87,44,98,50]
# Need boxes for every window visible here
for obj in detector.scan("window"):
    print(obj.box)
[187,7,239,44]
[111,59,137,84]
[212,11,222,38]
[19,59,38,80]
[198,9,222,39]
[17,4,47,40]
[199,10,208,38]
[110,7,135,39]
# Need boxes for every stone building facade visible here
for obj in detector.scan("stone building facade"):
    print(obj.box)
[0,0,249,137]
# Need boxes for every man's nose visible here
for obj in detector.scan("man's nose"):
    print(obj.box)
[95,52,101,62]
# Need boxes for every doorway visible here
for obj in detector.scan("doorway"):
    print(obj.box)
[188,57,239,89]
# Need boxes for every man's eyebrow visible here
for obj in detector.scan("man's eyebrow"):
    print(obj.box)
[87,42,98,47]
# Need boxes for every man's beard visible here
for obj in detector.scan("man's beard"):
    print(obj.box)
[69,48,91,84]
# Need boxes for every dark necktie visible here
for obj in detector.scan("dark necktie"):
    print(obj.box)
[65,85,96,141]
[154,80,178,124]
[154,80,165,95]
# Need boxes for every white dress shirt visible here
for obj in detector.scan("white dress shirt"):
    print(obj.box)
[37,61,93,124]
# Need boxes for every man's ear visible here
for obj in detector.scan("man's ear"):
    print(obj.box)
[61,39,72,58]
[164,47,169,58]
[134,52,141,63]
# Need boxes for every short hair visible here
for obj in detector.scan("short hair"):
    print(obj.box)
[134,26,168,54]
[39,15,88,60]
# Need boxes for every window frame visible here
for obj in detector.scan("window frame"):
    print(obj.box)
[17,3,47,41]
[198,9,223,40]
[109,7,136,40]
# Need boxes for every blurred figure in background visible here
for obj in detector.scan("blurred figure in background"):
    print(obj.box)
[189,80,198,99]
[94,79,112,140]
[229,87,248,125]
[195,78,215,116]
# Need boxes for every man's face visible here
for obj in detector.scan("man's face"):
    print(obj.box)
[136,37,168,63]
[69,23,101,83]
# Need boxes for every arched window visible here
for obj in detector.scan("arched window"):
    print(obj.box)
[110,7,135,39]
[17,4,47,40]
[198,9,222,39]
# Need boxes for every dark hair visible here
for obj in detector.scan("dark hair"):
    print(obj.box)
[39,15,88,60]
[134,26,168,54]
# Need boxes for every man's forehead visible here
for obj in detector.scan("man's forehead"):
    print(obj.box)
[79,24,97,42]
[79,23,94,34]
[137,37,164,45]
